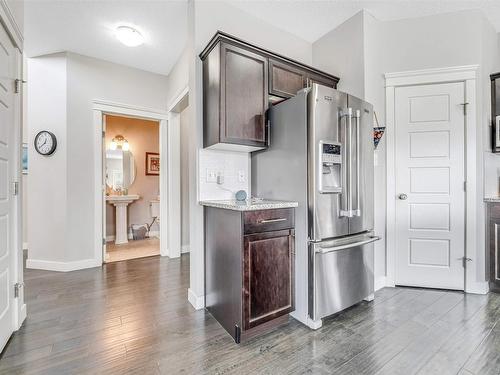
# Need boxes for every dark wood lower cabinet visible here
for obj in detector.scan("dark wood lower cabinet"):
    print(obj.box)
[205,206,295,343]
[243,230,294,330]
[488,202,500,292]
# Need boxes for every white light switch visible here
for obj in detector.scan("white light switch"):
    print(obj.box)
[206,169,217,183]
[238,170,246,183]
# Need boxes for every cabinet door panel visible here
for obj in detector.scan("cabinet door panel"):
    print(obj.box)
[490,203,500,292]
[221,43,268,147]
[243,230,294,329]
[269,59,306,99]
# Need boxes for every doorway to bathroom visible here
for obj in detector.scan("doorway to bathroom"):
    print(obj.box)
[104,114,161,262]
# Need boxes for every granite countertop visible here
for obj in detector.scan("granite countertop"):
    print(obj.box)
[485,197,500,203]
[199,199,298,211]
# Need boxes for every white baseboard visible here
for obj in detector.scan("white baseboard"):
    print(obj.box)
[466,281,489,295]
[26,258,101,272]
[106,235,115,242]
[22,242,28,250]
[181,245,190,254]
[149,230,160,238]
[188,288,205,310]
[375,276,387,291]
[17,303,26,330]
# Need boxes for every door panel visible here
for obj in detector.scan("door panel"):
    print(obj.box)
[395,82,465,290]
[220,43,268,147]
[269,58,306,99]
[308,84,348,241]
[243,230,294,329]
[0,22,16,351]
[347,95,374,235]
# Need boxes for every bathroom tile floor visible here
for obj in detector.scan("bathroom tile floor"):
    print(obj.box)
[106,238,160,262]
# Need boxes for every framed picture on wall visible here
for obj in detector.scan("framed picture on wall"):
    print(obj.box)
[145,152,160,175]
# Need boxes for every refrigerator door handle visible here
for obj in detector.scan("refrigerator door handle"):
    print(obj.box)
[340,107,354,218]
[316,236,380,254]
[354,110,361,216]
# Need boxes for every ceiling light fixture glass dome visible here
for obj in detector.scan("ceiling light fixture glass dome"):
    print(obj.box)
[115,25,144,47]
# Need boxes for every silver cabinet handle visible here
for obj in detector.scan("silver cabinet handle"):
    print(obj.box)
[398,193,408,200]
[316,236,381,254]
[259,218,287,224]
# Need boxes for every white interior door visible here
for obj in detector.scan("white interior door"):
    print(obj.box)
[395,82,465,290]
[0,24,18,351]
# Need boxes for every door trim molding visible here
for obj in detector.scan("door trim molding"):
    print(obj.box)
[385,65,480,293]
[92,99,178,264]
[0,1,22,51]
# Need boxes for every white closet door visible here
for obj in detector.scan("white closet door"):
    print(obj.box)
[394,82,465,290]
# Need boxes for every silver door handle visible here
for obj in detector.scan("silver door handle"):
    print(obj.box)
[398,193,408,200]
[259,218,287,224]
[316,236,381,254]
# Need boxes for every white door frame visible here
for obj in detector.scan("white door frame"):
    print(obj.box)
[385,65,486,294]
[93,100,181,263]
[166,87,189,259]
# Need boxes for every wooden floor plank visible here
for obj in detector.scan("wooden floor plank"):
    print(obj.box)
[1,254,499,374]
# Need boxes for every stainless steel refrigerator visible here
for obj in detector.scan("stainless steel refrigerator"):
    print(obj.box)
[252,84,379,328]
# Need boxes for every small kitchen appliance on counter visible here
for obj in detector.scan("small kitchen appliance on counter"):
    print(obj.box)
[252,84,379,328]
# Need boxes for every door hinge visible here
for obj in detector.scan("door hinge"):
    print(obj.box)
[460,102,469,116]
[462,257,472,268]
[463,181,467,192]
[102,131,105,138]
[14,79,26,94]
[14,282,24,298]
[12,181,19,196]
[102,238,106,245]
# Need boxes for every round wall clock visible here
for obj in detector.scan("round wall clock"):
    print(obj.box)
[34,131,57,156]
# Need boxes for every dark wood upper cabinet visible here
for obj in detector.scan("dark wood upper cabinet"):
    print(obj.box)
[491,73,500,153]
[201,31,339,151]
[243,229,295,330]
[269,58,306,99]
[221,43,268,148]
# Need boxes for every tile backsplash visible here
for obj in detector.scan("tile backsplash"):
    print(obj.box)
[198,149,250,201]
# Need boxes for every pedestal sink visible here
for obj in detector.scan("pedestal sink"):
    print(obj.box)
[106,195,140,244]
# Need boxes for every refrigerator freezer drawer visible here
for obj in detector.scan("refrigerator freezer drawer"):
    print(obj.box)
[310,239,375,321]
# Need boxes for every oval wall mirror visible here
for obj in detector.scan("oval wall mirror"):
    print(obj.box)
[105,149,136,191]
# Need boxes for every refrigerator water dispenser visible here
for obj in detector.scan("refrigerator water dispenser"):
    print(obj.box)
[318,141,342,193]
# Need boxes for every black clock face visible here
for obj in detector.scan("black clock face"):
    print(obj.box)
[34,131,57,156]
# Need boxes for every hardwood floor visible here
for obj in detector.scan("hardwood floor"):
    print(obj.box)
[1,255,500,374]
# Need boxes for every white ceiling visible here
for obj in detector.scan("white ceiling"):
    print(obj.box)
[24,1,500,76]
[24,0,188,76]
[229,0,500,43]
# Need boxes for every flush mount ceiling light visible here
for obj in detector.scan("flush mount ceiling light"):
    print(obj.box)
[115,25,144,47]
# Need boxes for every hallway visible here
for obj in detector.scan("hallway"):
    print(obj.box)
[1,255,500,374]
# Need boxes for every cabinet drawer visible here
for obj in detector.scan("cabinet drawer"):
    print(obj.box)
[243,208,294,234]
